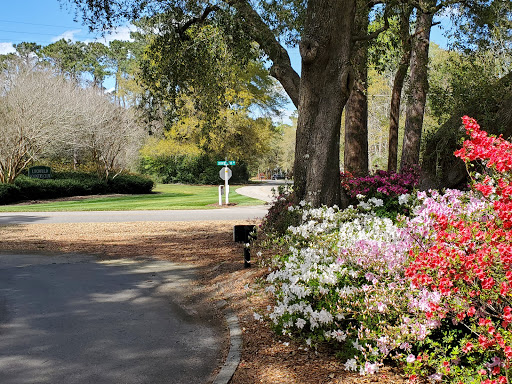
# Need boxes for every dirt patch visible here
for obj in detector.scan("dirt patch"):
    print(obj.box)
[0,221,407,383]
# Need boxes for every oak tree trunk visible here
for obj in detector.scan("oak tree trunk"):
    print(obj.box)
[400,11,433,170]
[344,1,369,177]
[293,0,356,207]
[387,7,412,173]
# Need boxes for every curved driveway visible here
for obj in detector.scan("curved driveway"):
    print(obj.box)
[0,254,225,384]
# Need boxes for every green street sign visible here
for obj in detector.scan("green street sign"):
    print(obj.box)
[217,160,236,166]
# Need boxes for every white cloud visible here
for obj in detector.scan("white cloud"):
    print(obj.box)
[51,29,83,42]
[0,43,16,55]
[49,24,135,46]
[103,25,136,43]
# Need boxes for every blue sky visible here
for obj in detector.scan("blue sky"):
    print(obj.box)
[1,0,450,64]
[0,0,133,55]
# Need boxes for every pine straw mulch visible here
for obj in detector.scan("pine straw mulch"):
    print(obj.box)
[0,220,408,384]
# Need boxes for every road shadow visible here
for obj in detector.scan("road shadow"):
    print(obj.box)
[0,258,226,384]
[0,215,48,225]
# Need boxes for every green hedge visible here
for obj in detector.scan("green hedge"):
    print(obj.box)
[139,154,250,185]
[0,183,21,205]
[0,172,154,205]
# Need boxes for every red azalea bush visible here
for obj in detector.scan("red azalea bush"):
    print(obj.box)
[404,117,512,383]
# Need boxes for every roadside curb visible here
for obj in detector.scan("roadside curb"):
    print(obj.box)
[213,300,242,384]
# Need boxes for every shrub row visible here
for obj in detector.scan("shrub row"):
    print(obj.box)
[0,172,154,205]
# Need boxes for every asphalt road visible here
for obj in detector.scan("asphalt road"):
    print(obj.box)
[0,206,269,225]
[0,253,225,384]
[0,183,282,383]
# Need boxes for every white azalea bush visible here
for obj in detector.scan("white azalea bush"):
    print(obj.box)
[259,190,489,376]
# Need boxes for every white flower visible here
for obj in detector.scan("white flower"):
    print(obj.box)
[344,358,358,371]
[352,340,363,351]
[253,312,263,321]
[398,193,410,205]
[296,318,307,329]
[364,362,379,374]
[317,309,333,324]
[368,197,384,207]
[358,201,371,210]
[406,354,416,363]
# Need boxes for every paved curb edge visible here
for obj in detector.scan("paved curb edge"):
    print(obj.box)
[213,301,242,384]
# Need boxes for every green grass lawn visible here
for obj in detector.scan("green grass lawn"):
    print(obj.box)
[0,184,265,212]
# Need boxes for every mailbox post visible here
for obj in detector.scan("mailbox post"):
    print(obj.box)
[233,225,256,268]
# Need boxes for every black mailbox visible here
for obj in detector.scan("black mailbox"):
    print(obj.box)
[233,225,256,243]
[233,225,256,268]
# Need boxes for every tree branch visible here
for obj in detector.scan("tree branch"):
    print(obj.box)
[177,5,220,40]
[352,6,390,42]
[226,0,301,107]
[408,0,462,15]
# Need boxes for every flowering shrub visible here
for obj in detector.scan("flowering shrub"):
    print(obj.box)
[404,117,512,383]
[262,197,451,374]
[259,183,300,236]
[259,116,512,383]
[341,166,420,199]
[340,166,420,220]
[265,203,414,372]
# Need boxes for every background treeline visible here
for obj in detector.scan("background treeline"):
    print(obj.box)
[0,31,290,188]
[1,3,511,195]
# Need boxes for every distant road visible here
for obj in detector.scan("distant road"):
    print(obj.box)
[235,180,291,203]
[0,206,268,225]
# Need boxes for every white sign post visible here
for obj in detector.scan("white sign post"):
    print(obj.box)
[218,185,223,206]
[218,160,235,205]
[219,166,232,205]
